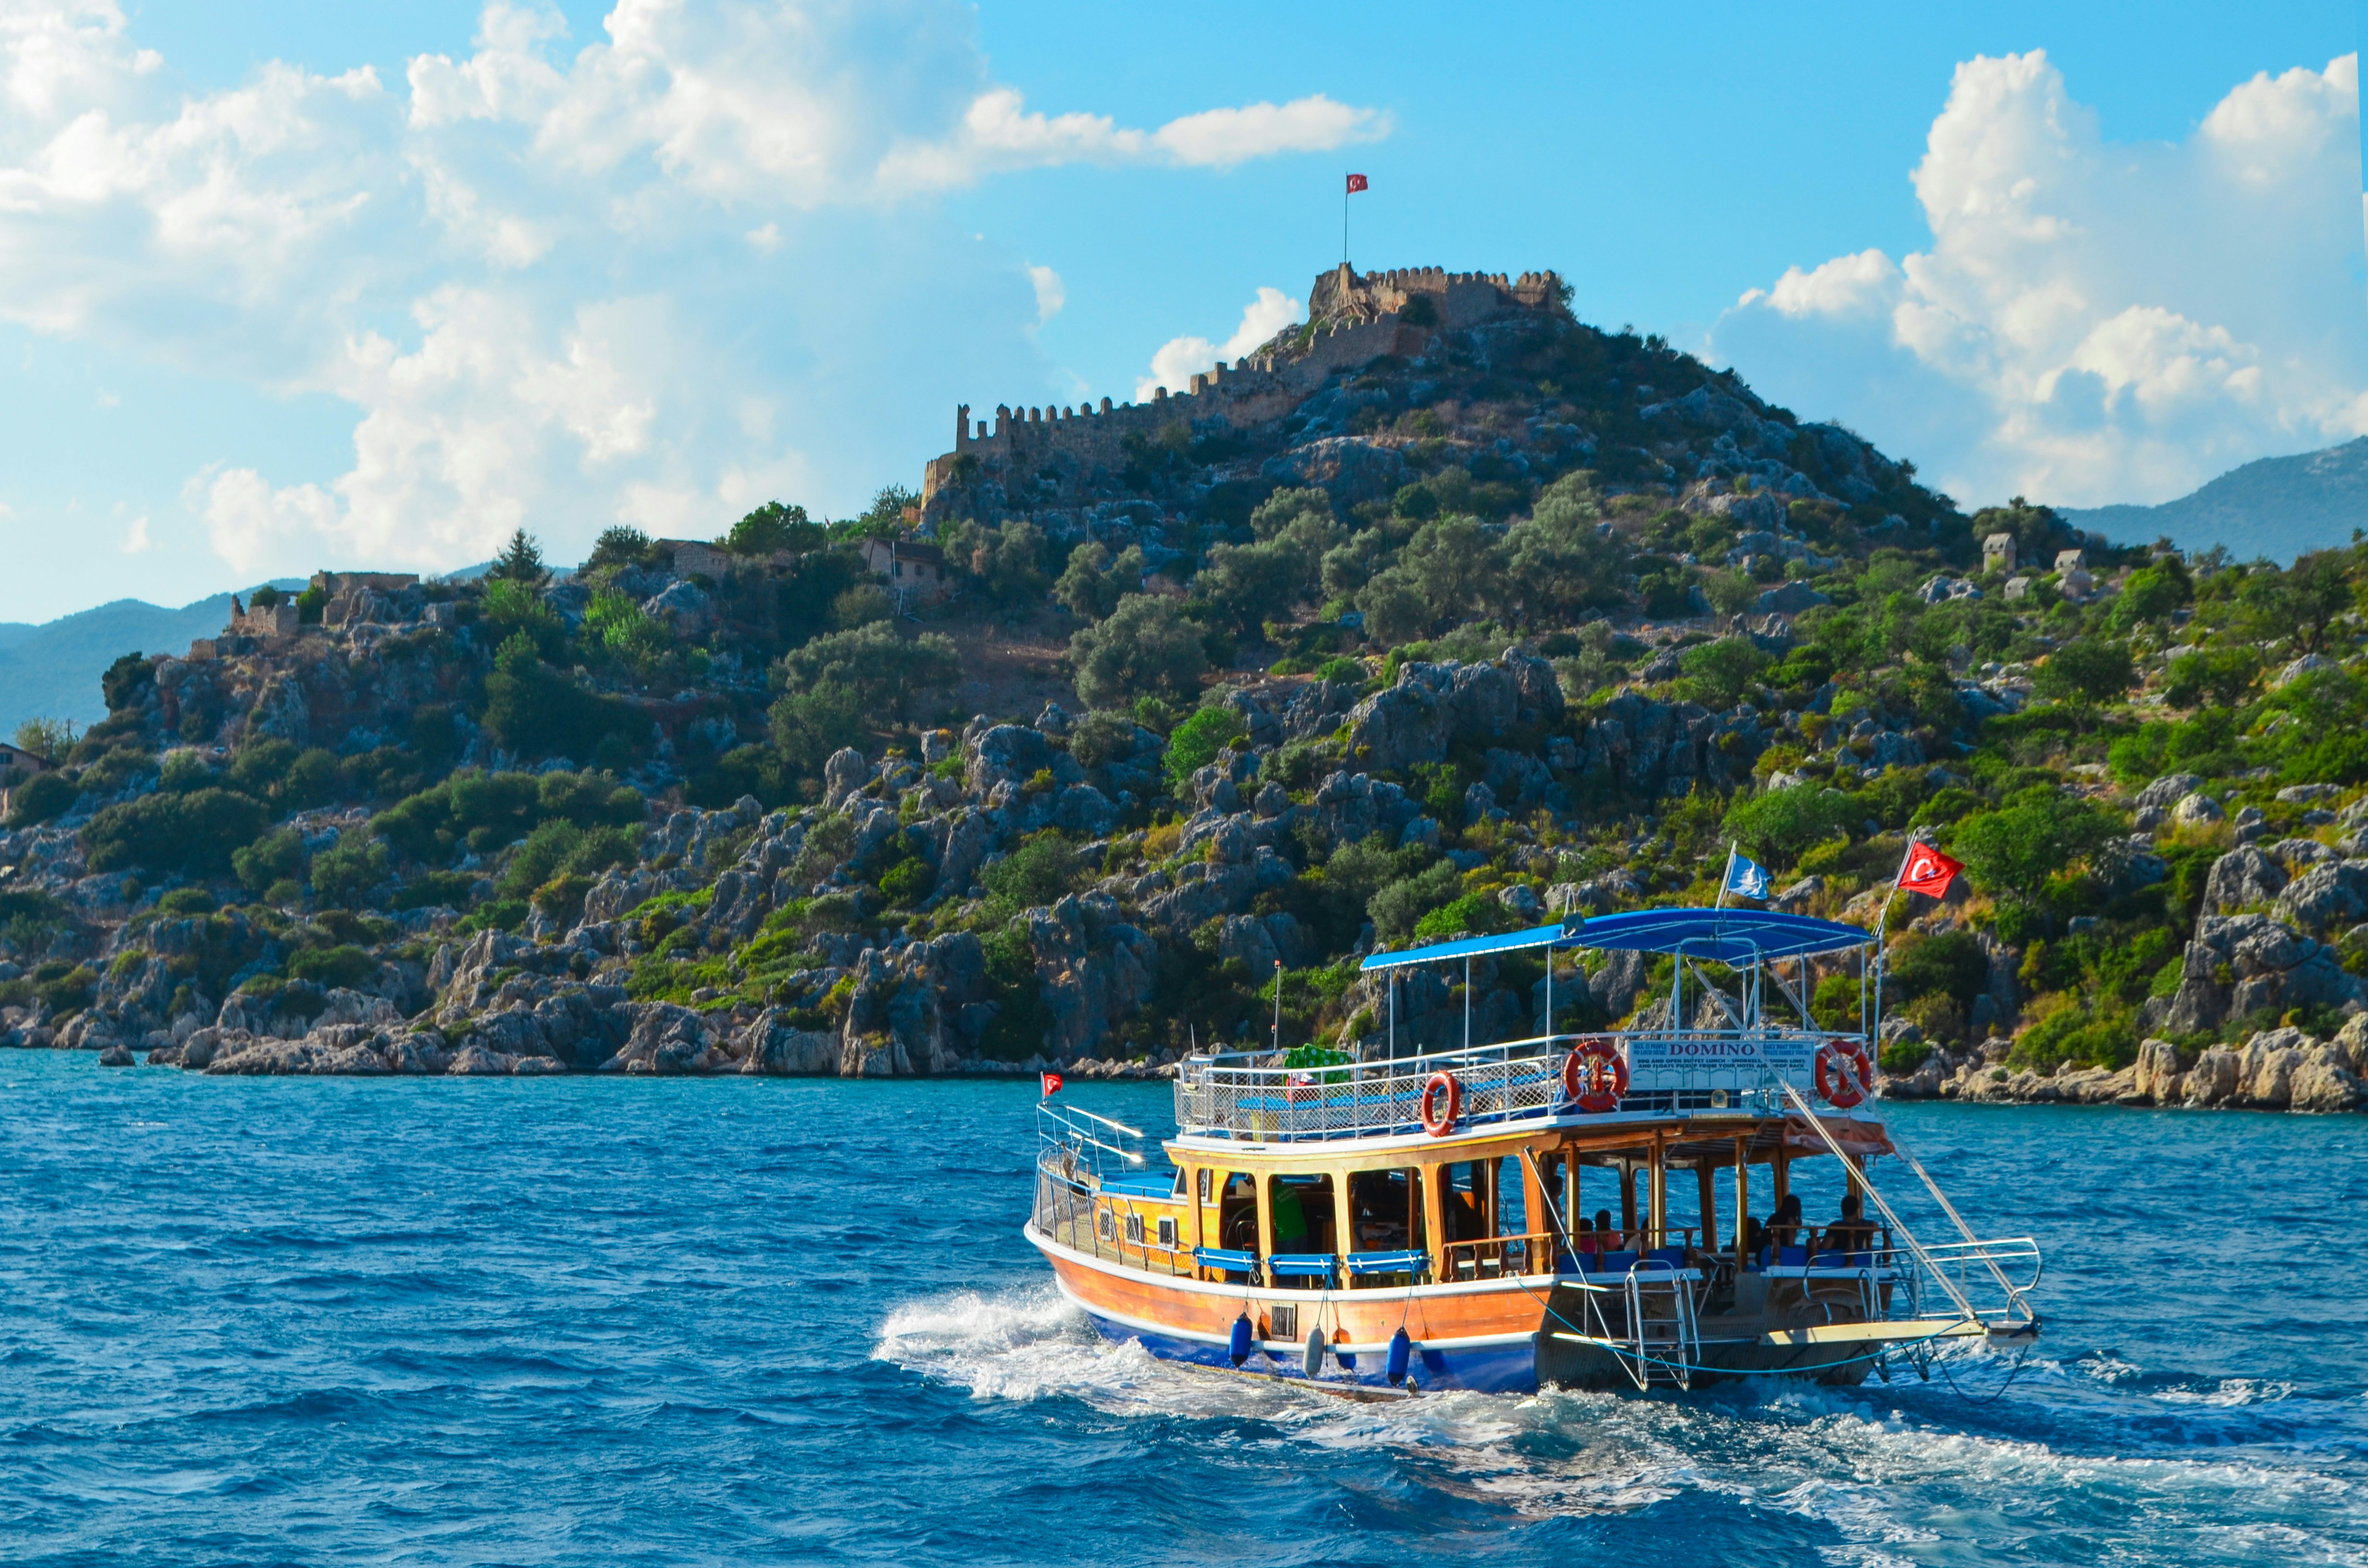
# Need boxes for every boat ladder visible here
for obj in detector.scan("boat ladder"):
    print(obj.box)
[1620,1268,1699,1392]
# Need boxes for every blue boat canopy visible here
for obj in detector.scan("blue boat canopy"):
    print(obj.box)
[1359,907,1871,973]
[1357,922,1573,972]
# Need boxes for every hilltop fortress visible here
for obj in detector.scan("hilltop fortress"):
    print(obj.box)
[919,264,1565,522]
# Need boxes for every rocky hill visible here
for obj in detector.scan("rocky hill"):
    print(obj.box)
[0,584,304,735]
[2065,436,2368,564]
[1,262,2362,1114]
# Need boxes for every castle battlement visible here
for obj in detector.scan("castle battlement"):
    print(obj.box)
[921,264,1564,517]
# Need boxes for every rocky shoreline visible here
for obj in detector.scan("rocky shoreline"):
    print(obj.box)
[27,978,2366,1113]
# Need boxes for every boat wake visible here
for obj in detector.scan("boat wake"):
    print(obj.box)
[875,1287,2368,1562]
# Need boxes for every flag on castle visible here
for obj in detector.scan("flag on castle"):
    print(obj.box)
[1897,842,1964,899]
[1346,173,1368,193]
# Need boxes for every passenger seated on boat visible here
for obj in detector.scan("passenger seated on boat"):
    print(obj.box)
[1764,1194,1804,1252]
[1592,1209,1624,1251]
[1573,1216,1597,1256]
[1741,1214,1766,1264]
[1270,1185,1309,1250]
[1817,1194,1877,1257]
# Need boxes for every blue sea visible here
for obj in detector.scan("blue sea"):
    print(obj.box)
[2,1053,2363,1566]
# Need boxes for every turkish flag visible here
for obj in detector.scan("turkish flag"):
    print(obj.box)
[1898,844,1964,899]
[1040,1071,1063,1098]
[1345,173,1369,193]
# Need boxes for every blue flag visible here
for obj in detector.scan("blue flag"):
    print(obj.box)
[1724,849,1772,901]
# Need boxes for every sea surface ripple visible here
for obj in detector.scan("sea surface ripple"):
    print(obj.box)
[1,1053,2363,1565]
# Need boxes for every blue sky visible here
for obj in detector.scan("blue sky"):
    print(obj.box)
[0,1,2357,621]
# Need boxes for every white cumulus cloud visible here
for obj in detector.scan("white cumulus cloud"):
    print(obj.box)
[0,0,1389,585]
[1138,285,1303,402]
[1027,263,1064,327]
[1710,50,2368,509]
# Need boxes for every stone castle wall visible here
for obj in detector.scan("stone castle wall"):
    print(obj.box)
[919,264,1563,513]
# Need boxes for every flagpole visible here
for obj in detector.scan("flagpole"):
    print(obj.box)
[1715,841,1735,909]
[1342,184,1349,266]
[1870,838,1916,1042]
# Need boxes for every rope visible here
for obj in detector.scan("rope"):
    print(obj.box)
[1934,1340,2035,1407]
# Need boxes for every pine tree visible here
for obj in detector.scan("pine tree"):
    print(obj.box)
[490,527,546,583]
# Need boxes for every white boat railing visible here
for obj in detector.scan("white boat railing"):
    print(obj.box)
[1172,1028,1862,1141]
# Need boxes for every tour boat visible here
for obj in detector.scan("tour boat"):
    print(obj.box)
[1024,908,2041,1395]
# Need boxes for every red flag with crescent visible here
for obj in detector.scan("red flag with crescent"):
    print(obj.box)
[1345,173,1369,193]
[1040,1071,1063,1098]
[1898,843,1964,898]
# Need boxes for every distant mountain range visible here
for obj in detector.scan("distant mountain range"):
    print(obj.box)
[0,584,304,736]
[2063,437,2368,562]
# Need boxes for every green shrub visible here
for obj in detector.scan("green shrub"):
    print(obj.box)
[1813,973,1862,1030]
[879,857,936,906]
[2033,639,2133,705]
[497,818,639,900]
[1163,705,1246,791]
[482,636,645,761]
[1069,594,1211,709]
[234,828,308,894]
[286,943,375,990]
[390,870,480,911]
[1368,859,1463,942]
[2011,997,2137,1071]
[1722,784,1856,867]
[531,873,597,929]
[1412,890,1514,942]
[156,888,217,916]
[1068,710,1141,770]
[375,768,642,862]
[32,961,97,1016]
[1886,930,1989,1010]
[1949,789,2119,900]
[1877,1037,1933,1074]
[310,834,389,907]
[84,788,268,877]
[5,771,79,827]
[976,924,1050,1060]
[981,833,1082,918]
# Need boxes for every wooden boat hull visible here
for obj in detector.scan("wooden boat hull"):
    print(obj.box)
[1028,1225,1885,1396]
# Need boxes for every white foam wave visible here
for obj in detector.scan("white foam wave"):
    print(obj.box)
[874,1293,2368,1558]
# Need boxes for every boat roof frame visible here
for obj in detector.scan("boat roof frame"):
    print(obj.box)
[1357,907,1874,974]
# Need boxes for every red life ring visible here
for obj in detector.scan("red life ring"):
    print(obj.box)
[1816,1039,1873,1109]
[1419,1072,1461,1137]
[1563,1037,1628,1114]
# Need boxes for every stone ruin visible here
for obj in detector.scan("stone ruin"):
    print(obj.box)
[918,263,1566,521]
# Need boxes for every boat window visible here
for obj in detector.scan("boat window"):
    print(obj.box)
[1438,1162,1494,1243]
[1778,1152,1862,1252]
[1495,1158,1527,1237]
[1124,1213,1145,1245]
[1218,1173,1258,1250]
[1198,1168,1212,1204]
[1266,1173,1336,1256]
[1157,1216,1177,1248]
[1346,1167,1423,1252]
[1566,1152,1641,1253]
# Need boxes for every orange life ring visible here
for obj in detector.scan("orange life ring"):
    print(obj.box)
[1564,1037,1628,1114]
[1816,1039,1873,1109]
[1419,1072,1461,1137]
